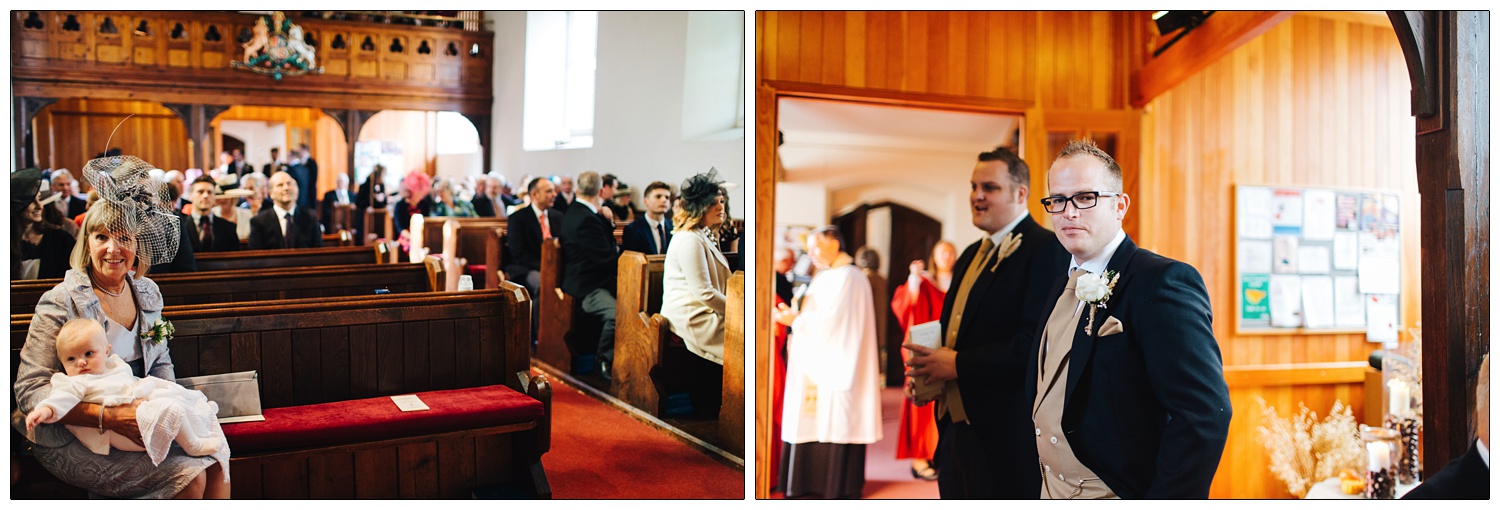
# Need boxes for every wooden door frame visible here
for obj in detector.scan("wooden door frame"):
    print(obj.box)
[754,80,1033,498]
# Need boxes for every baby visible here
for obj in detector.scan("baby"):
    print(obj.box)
[25,318,228,470]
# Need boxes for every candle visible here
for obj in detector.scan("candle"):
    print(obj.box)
[1367,441,1391,470]
[1388,380,1410,418]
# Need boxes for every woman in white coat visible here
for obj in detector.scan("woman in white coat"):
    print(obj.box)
[657,171,731,417]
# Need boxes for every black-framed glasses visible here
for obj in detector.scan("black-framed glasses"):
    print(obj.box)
[1040,191,1122,213]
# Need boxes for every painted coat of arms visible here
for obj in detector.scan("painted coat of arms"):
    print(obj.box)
[232,11,324,80]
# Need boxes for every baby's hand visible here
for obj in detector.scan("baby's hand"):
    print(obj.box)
[25,407,54,431]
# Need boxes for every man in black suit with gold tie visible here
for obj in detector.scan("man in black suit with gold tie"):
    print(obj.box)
[905,147,1068,498]
[1025,140,1230,499]
[249,170,324,250]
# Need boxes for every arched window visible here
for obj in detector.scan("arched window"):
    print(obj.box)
[523,11,597,151]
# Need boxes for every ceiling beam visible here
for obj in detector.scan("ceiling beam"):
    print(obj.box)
[1131,11,1294,108]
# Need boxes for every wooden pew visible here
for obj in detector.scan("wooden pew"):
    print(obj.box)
[11,285,551,499]
[9,263,437,315]
[536,238,575,373]
[363,206,394,245]
[485,227,508,291]
[720,271,746,455]
[611,251,670,414]
[236,230,353,250]
[195,245,381,272]
[328,203,355,233]
[421,217,507,260]
[434,218,509,290]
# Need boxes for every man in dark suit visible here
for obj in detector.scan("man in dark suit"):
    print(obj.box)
[904,147,1069,499]
[263,147,287,175]
[560,171,620,380]
[1405,354,1488,499]
[249,170,324,250]
[48,169,89,219]
[320,173,353,234]
[229,148,251,178]
[186,176,240,253]
[471,175,497,218]
[1021,140,1230,499]
[621,181,674,255]
[504,177,560,299]
[549,174,574,217]
[150,210,198,274]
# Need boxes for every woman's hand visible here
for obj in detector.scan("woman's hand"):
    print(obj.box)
[103,400,146,447]
[773,302,798,326]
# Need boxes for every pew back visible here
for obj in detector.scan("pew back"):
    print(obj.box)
[195,245,380,272]
[9,263,436,315]
[536,238,574,372]
[720,271,746,455]
[422,217,507,261]
[363,206,394,245]
[611,251,670,413]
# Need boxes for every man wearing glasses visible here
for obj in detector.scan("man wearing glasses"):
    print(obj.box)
[1027,140,1231,499]
[904,147,1068,498]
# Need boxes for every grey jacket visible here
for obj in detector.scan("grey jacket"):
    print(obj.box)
[12,269,175,447]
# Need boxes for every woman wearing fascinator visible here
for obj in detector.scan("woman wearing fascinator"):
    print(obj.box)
[13,155,230,498]
[655,169,732,416]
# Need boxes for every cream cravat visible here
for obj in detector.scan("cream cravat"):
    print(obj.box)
[1036,268,1087,413]
[937,236,995,422]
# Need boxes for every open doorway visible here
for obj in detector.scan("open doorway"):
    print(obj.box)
[774,97,1024,387]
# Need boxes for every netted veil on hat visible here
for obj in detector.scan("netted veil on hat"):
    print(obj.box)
[82,155,180,267]
[678,168,730,220]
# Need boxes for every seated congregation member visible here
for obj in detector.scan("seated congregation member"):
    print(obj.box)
[430,178,478,217]
[605,180,634,222]
[597,173,621,221]
[658,171,730,414]
[249,171,323,250]
[621,181,674,255]
[13,154,229,498]
[25,318,230,467]
[262,147,287,175]
[470,175,496,218]
[238,171,272,216]
[50,168,90,219]
[715,198,742,257]
[1404,354,1489,500]
[504,176,561,299]
[163,170,188,212]
[560,171,621,380]
[393,171,433,236]
[186,177,240,253]
[320,173,353,234]
[1026,140,1230,499]
[771,225,881,499]
[13,169,76,280]
[496,173,524,208]
[150,209,198,274]
[549,174,575,217]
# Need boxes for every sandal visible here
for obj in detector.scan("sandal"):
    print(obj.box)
[910,461,939,481]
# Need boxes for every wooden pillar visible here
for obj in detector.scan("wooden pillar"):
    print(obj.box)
[752,83,777,500]
[13,96,57,170]
[163,103,227,170]
[460,112,492,175]
[1388,10,1490,474]
[325,108,377,181]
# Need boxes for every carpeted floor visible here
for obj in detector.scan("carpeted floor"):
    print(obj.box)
[546,377,744,499]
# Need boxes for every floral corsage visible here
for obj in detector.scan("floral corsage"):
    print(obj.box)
[141,319,175,345]
[987,232,1024,272]
[1075,270,1120,335]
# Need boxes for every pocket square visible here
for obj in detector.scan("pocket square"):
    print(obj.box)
[1098,316,1124,336]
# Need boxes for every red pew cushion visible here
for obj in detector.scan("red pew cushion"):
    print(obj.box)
[223,384,543,454]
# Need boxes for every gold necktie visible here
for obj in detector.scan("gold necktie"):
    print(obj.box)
[937,236,995,422]
[1036,268,1087,413]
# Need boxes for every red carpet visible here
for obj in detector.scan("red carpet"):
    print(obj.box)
[546,378,743,499]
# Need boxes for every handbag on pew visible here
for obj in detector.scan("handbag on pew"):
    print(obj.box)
[175,371,265,424]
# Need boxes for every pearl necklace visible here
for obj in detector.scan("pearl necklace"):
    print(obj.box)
[95,279,127,297]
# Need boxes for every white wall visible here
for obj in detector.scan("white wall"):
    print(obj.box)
[488,11,745,214]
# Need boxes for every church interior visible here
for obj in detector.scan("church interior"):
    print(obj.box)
[10,10,745,499]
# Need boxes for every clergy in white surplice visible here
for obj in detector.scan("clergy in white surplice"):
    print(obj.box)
[773,226,881,499]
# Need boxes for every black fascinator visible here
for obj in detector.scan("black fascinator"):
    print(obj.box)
[678,168,727,220]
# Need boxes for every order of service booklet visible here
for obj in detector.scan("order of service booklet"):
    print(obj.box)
[907,321,944,401]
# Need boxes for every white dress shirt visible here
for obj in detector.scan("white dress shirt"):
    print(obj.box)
[271,204,296,239]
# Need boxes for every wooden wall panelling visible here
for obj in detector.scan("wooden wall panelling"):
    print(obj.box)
[32,98,191,172]
[1139,14,1419,498]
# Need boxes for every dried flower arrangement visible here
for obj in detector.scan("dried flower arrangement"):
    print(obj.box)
[1256,398,1365,498]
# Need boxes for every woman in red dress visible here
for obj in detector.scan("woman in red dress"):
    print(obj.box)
[889,240,956,481]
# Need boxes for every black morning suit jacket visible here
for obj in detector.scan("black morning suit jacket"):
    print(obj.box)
[1023,235,1231,499]
[189,213,242,253]
[150,211,198,274]
[66,195,89,219]
[1403,440,1490,499]
[506,205,563,274]
[938,214,1069,498]
[560,201,618,298]
[320,189,352,233]
[621,216,673,255]
[248,206,324,250]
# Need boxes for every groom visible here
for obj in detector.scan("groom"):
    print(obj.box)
[1027,140,1231,499]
